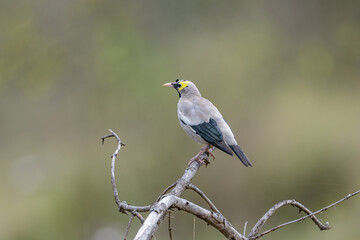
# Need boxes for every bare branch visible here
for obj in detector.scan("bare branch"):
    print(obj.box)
[172,196,246,240]
[101,129,124,209]
[101,129,151,214]
[243,221,248,236]
[134,153,209,240]
[193,217,196,240]
[169,161,202,196]
[249,190,360,239]
[168,211,174,240]
[187,183,221,213]
[124,214,135,240]
[103,130,360,240]
[135,195,247,240]
[248,199,327,238]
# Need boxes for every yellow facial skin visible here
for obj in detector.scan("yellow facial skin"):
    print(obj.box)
[178,81,189,91]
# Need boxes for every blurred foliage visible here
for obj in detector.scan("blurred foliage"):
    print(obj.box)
[1,1,360,239]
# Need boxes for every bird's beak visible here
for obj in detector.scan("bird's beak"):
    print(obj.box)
[162,82,173,88]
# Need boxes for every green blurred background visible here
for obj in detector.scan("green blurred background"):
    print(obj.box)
[1,0,360,239]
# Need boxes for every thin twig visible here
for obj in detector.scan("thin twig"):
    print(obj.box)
[101,129,151,214]
[124,214,135,240]
[248,199,327,238]
[101,129,125,210]
[168,211,173,240]
[249,190,360,239]
[156,182,177,202]
[133,211,146,224]
[243,221,248,236]
[187,183,221,214]
[193,217,196,240]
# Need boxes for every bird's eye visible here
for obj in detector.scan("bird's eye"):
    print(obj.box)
[177,84,182,88]
[175,79,179,83]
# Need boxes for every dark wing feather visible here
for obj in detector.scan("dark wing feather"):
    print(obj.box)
[190,118,233,155]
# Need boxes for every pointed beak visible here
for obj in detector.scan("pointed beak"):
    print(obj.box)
[162,82,173,88]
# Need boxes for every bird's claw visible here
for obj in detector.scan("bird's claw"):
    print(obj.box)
[207,150,215,160]
[187,146,215,167]
[187,157,207,167]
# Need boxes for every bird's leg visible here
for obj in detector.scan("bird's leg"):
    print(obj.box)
[188,145,216,166]
[207,145,215,160]
[187,146,210,166]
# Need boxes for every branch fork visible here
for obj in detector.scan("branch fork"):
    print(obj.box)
[102,129,360,240]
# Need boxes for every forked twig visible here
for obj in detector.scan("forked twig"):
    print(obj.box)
[249,190,360,239]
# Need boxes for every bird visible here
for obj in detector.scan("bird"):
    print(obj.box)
[163,79,252,167]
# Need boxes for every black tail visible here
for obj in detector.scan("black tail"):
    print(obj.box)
[229,145,252,167]
[212,140,234,156]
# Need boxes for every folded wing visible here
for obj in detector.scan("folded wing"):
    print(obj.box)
[190,118,233,156]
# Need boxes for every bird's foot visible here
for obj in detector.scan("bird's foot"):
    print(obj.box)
[207,146,216,160]
[207,151,215,160]
[187,157,207,167]
[187,146,213,167]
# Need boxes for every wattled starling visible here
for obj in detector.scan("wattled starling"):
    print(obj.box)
[163,79,252,167]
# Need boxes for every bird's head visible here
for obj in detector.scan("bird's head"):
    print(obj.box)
[162,79,201,98]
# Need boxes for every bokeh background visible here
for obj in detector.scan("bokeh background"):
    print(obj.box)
[1,1,360,239]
